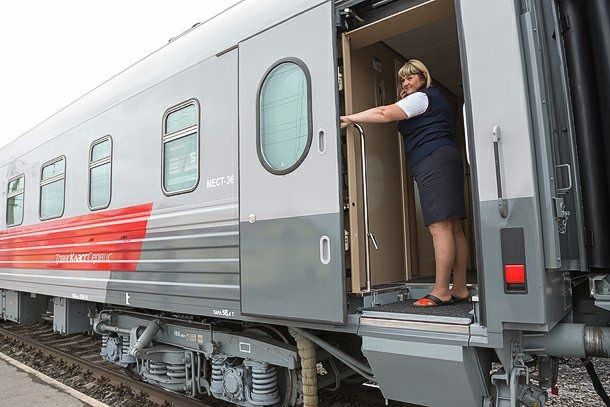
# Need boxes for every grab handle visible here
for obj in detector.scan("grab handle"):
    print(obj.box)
[492,125,508,218]
[555,163,572,195]
[351,123,374,292]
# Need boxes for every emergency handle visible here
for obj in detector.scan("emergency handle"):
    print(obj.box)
[492,125,508,218]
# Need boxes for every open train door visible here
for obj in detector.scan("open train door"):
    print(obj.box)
[238,1,345,323]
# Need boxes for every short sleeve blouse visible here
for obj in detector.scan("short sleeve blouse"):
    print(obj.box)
[395,91,429,118]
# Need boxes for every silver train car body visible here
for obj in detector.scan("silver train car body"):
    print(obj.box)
[1,0,610,406]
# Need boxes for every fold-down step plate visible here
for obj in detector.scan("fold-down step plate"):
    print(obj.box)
[361,300,474,325]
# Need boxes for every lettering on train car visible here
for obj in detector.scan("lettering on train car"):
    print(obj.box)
[205,174,235,188]
[213,309,235,318]
[55,253,113,263]
[71,293,89,301]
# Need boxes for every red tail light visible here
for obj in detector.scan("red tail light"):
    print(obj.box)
[505,264,525,285]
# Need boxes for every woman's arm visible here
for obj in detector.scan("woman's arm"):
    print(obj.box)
[340,104,408,128]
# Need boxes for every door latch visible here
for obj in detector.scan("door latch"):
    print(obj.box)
[553,197,570,234]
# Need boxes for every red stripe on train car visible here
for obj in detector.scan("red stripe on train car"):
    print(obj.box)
[0,203,153,271]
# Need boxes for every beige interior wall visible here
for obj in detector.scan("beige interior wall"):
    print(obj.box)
[342,35,365,293]
[349,42,408,287]
[347,0,454,52]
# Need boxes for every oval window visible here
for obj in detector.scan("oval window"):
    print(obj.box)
[258,60,312,174]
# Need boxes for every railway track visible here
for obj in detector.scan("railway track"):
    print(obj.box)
[0,321,414,407]
[0,321,222,407]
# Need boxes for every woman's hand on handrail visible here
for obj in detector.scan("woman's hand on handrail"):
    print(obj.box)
[340,116,352,129]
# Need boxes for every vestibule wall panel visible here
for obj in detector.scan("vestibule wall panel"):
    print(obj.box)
[350,42,408,286]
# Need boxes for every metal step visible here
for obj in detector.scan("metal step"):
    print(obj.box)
[361,300,474,325]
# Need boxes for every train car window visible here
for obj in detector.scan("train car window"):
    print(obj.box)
[257,59,312,175]
[89,136,112,210]
[162,100,200,195]
[40,156,66,220]
[6,174,25,227]
[166,104,198,133]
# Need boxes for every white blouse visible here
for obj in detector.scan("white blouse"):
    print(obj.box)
[395,91,429,118]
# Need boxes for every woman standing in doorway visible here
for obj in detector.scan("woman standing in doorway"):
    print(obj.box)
[340,59,469,307]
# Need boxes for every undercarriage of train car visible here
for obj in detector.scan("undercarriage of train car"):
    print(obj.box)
[93,310,301,406]
[90,308,366,407]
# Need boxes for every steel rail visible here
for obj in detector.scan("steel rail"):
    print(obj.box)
[0,325,208,407]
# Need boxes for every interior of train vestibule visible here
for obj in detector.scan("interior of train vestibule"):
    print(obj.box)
[340,0,477,294]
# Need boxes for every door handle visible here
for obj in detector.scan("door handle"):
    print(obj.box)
[555,163,573,195]
[320,236,331,265]
[492,125,508,218]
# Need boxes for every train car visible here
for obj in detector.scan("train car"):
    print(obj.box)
[2,0,610,406]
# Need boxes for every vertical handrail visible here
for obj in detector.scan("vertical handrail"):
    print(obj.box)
[352,124,373,292]
[492,125,509,218]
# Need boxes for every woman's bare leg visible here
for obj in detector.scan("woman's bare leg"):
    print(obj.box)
[450,219,469,299]
[427,220,455,301]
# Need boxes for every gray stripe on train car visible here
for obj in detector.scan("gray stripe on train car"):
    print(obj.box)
[0,270,111,303]
[104,210,240,317]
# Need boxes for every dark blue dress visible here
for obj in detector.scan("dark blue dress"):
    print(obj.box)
[397,87,467,226]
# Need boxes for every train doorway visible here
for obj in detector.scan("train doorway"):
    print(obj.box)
[340,0,477,299]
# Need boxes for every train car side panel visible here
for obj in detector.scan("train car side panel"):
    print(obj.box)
[0,48,241,318]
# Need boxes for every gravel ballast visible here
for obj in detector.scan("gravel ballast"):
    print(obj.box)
[549,358,610,406]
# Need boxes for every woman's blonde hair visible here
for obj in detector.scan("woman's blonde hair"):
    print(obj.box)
[398,59,432,89]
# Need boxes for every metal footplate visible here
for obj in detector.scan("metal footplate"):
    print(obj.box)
[361,300,474,326]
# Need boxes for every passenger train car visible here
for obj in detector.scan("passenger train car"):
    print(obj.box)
[2,0,610,406]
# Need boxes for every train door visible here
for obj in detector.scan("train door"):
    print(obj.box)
[238,1,345,323]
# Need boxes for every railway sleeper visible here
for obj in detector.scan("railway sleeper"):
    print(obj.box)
[94,310,301,406]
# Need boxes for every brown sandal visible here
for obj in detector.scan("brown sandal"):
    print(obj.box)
[413,294,452,307]
[451,295,472,304]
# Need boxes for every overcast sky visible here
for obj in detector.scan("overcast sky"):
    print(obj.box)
[0,0,241,150]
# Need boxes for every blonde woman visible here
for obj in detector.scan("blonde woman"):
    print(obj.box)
[340,59,468,307]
